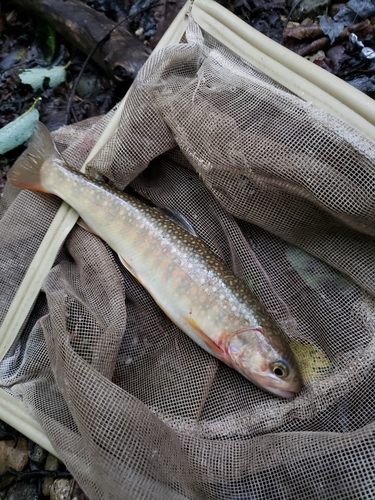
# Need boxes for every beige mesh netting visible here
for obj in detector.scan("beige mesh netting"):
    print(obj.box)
[1,15,375,500]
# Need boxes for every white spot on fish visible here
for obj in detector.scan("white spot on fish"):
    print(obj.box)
[220,294,224,300]
[232,306,237,311]
[119,210,124,216]
[200,278,205,285]
[188,263,193,269]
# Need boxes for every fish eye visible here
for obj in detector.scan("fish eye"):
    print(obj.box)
[271,361,289,379]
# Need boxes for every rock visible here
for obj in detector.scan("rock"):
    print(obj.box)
[71,482,90,500]
[292,0,330,22]
[305,50,326,62]
[301,17,314,27]
[76,73,97,98]
[71,482,85,500]
[42,453,62,496]
[28,443,47,465]
[4,480,38,500]
[42,477,54,497]
[287,21,301,28]
[0,473,14,491]
[45,453,61,471]
[50,479,72,500]
[0,437,28,475]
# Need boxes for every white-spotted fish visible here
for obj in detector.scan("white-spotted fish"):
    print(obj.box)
[8,122,302,398]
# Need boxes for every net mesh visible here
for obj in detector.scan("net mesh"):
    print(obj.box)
[1,16,375,499]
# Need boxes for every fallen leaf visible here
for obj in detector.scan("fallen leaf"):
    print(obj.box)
[0,99,40,155]
[319,14,346,44]
[19,66,66,91]
[347,0,375,19]
[290,341,331,382]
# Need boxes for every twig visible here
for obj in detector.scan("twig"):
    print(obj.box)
[65,2,164,125]
[297,36,330,57]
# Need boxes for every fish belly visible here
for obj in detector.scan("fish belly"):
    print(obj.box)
[48,167,223,358]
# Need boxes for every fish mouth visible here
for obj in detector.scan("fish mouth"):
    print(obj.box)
[246,372,301,399]
[263,386,295,399]
[263,376,302,399]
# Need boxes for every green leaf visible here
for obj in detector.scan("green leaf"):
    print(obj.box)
[19,66,66,91]
[37,23,56,62]
[0,99,41,155]
[290,341,330,382]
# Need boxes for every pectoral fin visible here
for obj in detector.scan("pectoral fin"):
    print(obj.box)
[182,316,223,357]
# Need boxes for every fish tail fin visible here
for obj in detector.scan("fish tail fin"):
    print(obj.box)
[7,122,60,193]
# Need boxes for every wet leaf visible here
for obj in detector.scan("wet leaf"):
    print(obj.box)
[319,14,346,44]
[0,100,40,155]
[333,5,357,25]
[290,341,331,382]
[347,0,375,19]
[19,66,66,91]
[347,74,375,96]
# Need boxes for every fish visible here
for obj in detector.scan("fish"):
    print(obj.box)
[8,122,302,398]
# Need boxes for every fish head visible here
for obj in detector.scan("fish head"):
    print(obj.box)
[226,326,302,398]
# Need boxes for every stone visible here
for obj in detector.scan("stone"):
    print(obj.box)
[301,17,314,26]
[28,443,47,464]
[4,480,38,500]
[0,437,28,475]
[287,21,301,28]
[0,473,14,491]
[305,50,326,62]
[45,453,61,472]
[42,477,54,497]
[50,479,72,500]
[42,453,62,497]
[292,0,330,22]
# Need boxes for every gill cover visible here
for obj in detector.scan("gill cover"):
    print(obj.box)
[227,327,302,398]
